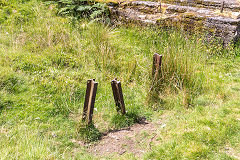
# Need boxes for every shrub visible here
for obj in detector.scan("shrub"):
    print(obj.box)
[54,0,109,20]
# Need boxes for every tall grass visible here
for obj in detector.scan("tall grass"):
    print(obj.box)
[0,0,232,112]
[148,30,208,108]
[0,0,240,159]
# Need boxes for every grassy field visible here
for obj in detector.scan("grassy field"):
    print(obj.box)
[0,0,240,159]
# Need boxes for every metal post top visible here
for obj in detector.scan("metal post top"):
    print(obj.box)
[87,79,98,84]
[154,53,163,57]
[111,78,121,84]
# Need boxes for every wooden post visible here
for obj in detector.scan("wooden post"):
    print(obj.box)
[220,1,225,13]
[111,79,126,115]
[82,79,98,125]
[159,0,162,13]
[152,53,163,79]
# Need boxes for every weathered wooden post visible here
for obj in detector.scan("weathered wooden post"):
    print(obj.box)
[82,79,98,125]
[149,53,163,99]
[159,0,162,13]
[111,79,126,115]
[152,53,163,79]
[220,1,225,13]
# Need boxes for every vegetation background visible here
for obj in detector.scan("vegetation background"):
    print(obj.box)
[0,0,240,159]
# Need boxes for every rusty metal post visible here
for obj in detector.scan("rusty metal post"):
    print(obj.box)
[159,0,162,13]
[152,53,163,79]
[82,79,98,125]
[111,79,126,115]
[220,1,225,13]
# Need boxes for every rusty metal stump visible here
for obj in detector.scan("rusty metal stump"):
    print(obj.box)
[152,53,163,80]
[149,53,163,99]
[111,79,126,115]
[82,79,98,125]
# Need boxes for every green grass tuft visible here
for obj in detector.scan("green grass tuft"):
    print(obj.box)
[110,111,140,129]
[77,123,102,142]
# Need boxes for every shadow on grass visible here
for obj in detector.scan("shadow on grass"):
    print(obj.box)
[77,123,102,143]
[0,99,13,114]
[0,106,3,114]
[109,111,146,131]
[76,111,146,143]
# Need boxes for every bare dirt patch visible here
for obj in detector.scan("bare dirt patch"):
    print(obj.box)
[87,120,162,157]
[223,145,240,160]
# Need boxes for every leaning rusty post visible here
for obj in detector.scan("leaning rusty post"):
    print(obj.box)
[220,1,225,13]
[152,53,163,80]
[159,0,162,13]
[111,79,126,115]
[82,79,98,125]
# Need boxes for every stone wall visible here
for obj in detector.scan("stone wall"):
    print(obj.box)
[107,0,240,44]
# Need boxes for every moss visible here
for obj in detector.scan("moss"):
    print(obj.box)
[156,12,208,33]
[94,0,133,3]
[214,10,240,19]
[161,0,224,9]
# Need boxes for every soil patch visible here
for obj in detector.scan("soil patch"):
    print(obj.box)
[88,120,162,157]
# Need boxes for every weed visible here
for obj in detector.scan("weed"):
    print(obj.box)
[110,111,140,129]
[77,123,102,142]
[54,0,109,21]
[0,74,27,94]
